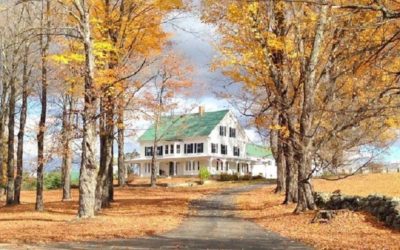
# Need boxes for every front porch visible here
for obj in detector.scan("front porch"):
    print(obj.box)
[132,157,254,177]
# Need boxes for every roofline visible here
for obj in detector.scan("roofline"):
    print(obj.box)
[138,109,230,141]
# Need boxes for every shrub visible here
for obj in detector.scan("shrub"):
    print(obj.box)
[219,173,239,181]
[239,174,252,181]
[199,167,211,181]
[21,172,68,190]
[44,172,62,190]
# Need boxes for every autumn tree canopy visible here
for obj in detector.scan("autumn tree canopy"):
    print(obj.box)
[202,0,400,212]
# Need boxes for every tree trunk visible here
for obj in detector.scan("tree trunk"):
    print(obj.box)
[78,4,98,218]
[6,76,16,205]
[14,45,29,204]
[95,97,113,211]
[150,115,160,188]
[271,112,286,193]
[150,152,157,188]
[295,2,328,213]
[36,0,51,212]
[0,74,8,195]
[150,127,159,188]
[61,96,73,201]
[276,138,286,193]
[279,112,297,204]
[117,106,126,187]
[108,138,114,201]
[283,138,298,204]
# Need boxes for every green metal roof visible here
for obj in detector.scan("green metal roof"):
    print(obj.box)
[139,110,229,141]
[246,144,272,158]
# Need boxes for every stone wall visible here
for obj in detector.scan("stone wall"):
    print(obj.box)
[314,192,400,230]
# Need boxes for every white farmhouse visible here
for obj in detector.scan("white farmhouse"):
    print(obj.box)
[126,107,276,178]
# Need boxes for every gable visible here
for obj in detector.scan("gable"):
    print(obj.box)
[139,110,229,142]
[209,110,249,142]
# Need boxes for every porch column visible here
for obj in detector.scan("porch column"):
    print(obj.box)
[208,158,213,174]
[221,159,226,173]
[235,161,239,174]
[247,161,252,175]
[174,161,177,176]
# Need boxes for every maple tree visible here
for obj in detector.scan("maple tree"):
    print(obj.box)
[48,0,186,216]
[202,0,400,212]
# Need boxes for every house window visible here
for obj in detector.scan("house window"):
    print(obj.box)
[221,144,227,155]
[165,145,169,155]
[229,128,236,138]
[211,143,218,153]
[216,161,219,171]
[177,144,181,154]
[145,147,153,156]
[157,146,163,156]
[195,143,204,153]
[185,143,194,154]
[170,144,174,154]
[233,146,240,156]
[198,161,200,170]
[219,126,226,136]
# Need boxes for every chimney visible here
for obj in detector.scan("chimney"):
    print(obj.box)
[199,106,205,116]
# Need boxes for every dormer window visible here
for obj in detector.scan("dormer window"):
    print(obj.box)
[229,128,236,138]
[170,144,174,154]
[219,126,227,136]
[165,145,169,154]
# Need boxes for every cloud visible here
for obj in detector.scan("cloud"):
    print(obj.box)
[164,11,228,97]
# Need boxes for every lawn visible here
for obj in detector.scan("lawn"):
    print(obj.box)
[313,173,400,197]
[236,173,400,249]
[0,178,252,244]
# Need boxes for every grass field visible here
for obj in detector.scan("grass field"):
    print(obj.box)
[0,178,256,244]
[236,173,400,250]
[313,173,400,197]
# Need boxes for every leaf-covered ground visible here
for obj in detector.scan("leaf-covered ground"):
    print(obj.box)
[0,178,250,244]
[236,173,400,250]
